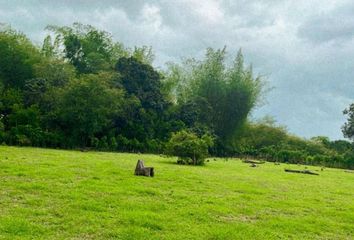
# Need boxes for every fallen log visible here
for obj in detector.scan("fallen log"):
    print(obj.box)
[242,159,265,164]
[134,160,154,177]
[284,169,319,175]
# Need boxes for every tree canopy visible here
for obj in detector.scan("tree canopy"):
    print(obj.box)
[165,48,263,154]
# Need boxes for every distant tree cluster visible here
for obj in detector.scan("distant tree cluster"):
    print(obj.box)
[232,117,354,169]
[0,23,353,169]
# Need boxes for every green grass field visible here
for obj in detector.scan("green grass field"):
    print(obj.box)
[0,146,353,239]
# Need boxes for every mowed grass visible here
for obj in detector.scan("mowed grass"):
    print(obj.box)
[0,146,353,240]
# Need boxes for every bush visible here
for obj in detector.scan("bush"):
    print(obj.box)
[16,134,31,146]
[165,130,214,165]
[276,149,305,164]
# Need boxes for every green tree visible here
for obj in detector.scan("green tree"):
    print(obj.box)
[233,118,288,155]
[23,78,48,107]
[46,23,128,73]
[342,104,354,140]
[0,26,41,89]
[113,56,175,152]
[328,140,352,154]
[115,56,166,111]
[54,72,123,147]
[131,46,155,65]
[165,48,264,154]
[166,130,214,165]
[33,58,76,87]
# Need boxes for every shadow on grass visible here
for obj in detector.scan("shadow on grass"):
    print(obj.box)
[157,159,209,168]
[156,159,179,165]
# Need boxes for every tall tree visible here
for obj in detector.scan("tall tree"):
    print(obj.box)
[165,48,264,153]
[342,103,354,140]
[0,26,41,89]
[54,73,123,147]
[45,23,127,73]
[115,56,166,111]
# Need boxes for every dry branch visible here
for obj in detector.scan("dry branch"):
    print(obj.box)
[284,169,319,175]
[242,159,265,164]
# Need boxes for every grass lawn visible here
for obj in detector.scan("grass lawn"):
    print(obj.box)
[0,146,353,239]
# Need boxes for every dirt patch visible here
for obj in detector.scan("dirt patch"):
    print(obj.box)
[218,214,258,223]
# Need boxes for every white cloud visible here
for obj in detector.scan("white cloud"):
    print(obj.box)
[140,4,162,34]
[182,0,224,26]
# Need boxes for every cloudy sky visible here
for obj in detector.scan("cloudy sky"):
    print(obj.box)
[1,0,354,139]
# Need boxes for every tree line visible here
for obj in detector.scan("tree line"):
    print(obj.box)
[0,23,353,169]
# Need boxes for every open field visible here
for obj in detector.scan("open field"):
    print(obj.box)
[0,146,353,239]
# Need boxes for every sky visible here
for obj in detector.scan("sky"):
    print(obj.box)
[1,0,354,140]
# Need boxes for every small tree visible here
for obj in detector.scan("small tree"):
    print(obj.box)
[343,103,354,140]
[166,130,213,165]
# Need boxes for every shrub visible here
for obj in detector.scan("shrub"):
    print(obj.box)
[276,149,305,164]
[166,130,214,165]
[16,134,31,146]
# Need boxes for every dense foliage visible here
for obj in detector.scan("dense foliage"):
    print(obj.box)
[0,23,353,169]
[233,118,354,169]
[0,24,168,152]
[164,48,263,155]
[166,130,214,165]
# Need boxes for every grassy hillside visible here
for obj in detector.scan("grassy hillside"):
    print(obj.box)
[0,146,353,239]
